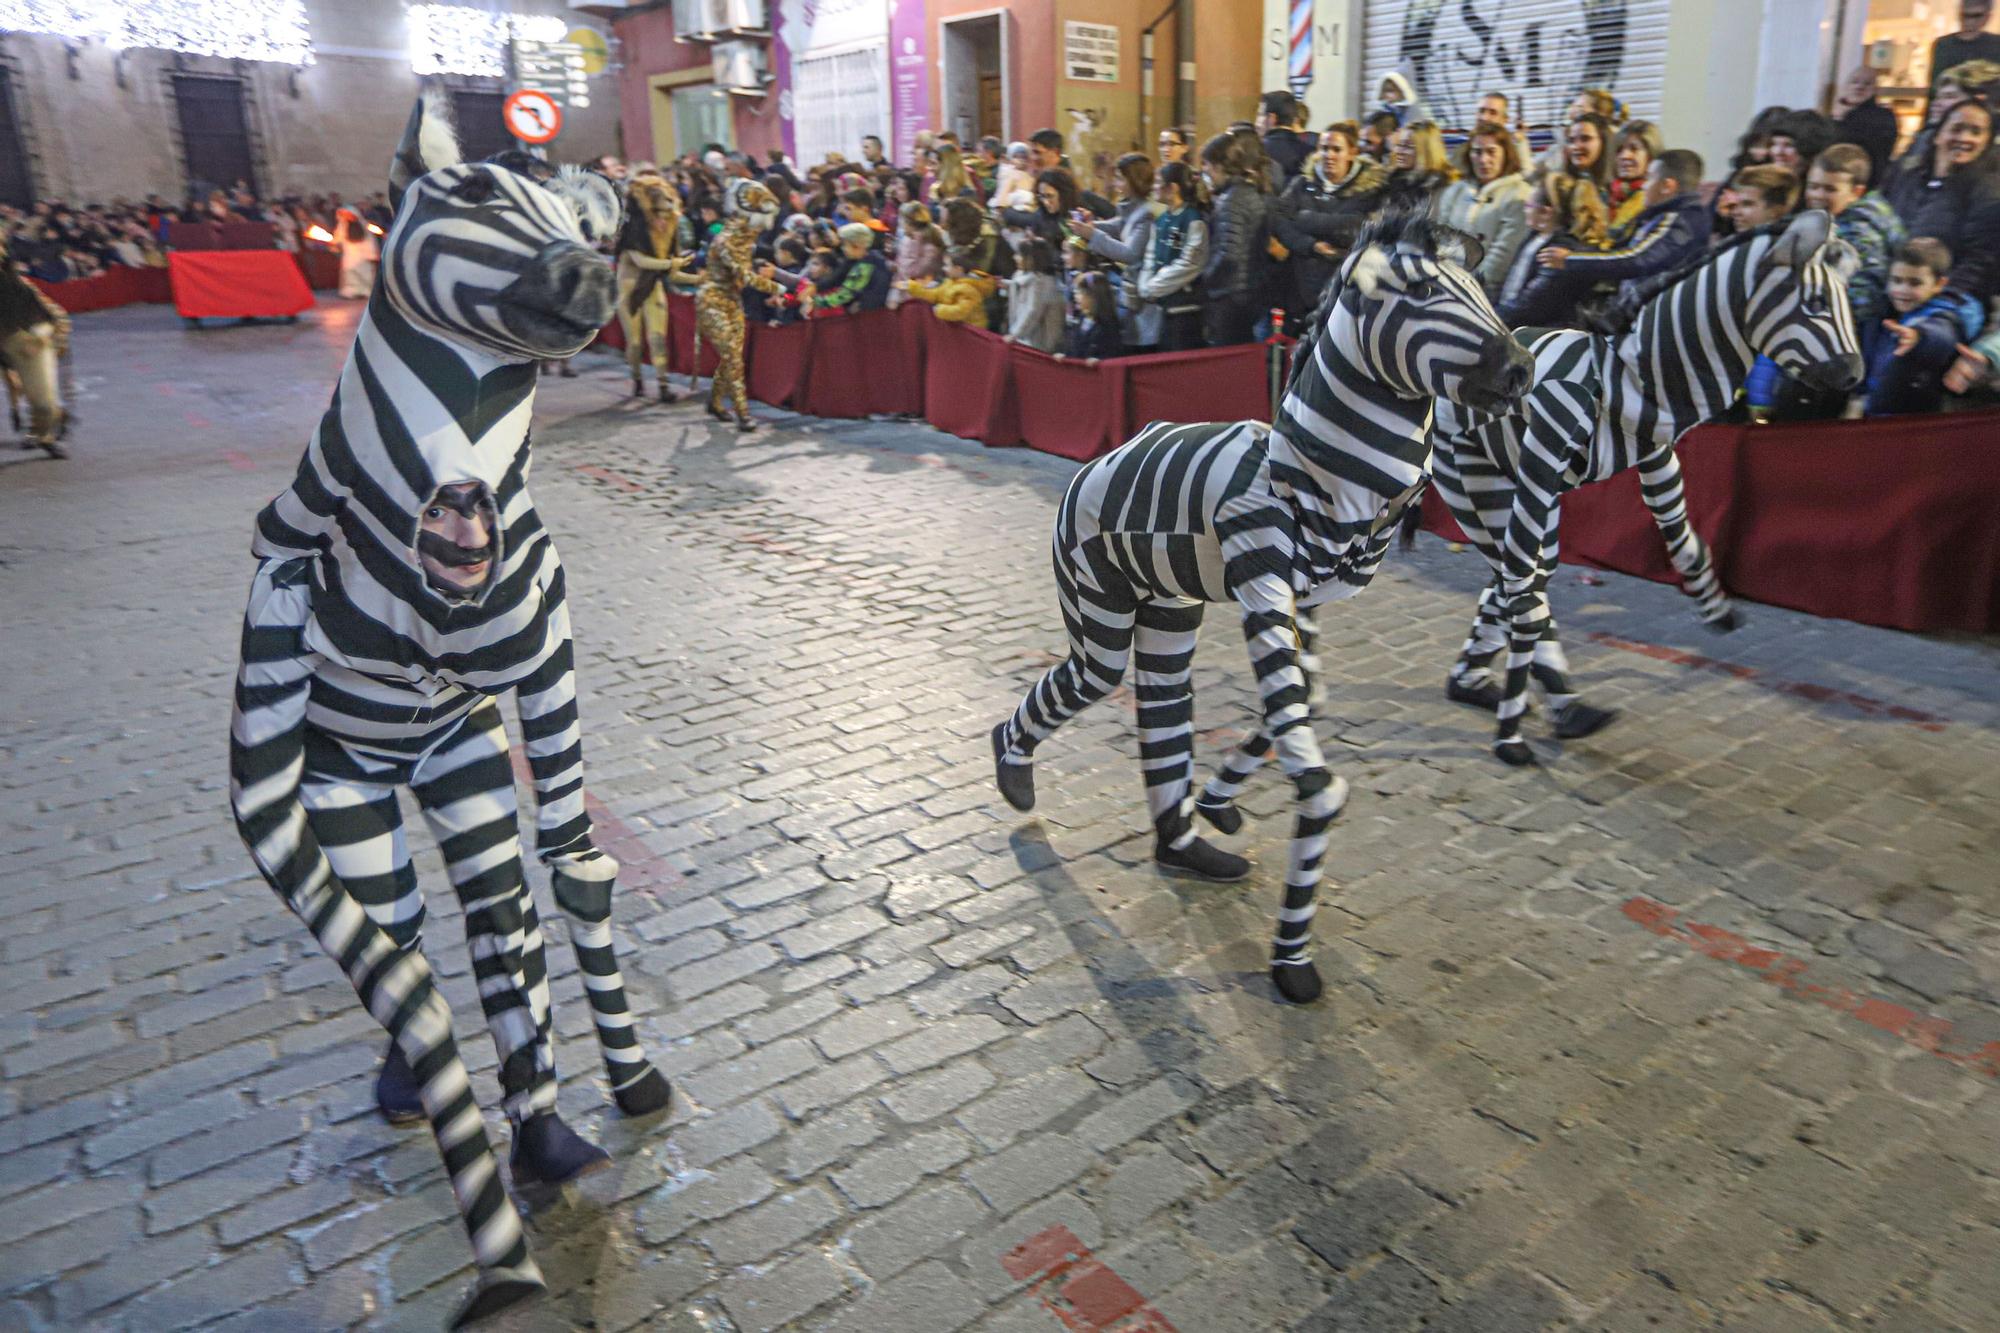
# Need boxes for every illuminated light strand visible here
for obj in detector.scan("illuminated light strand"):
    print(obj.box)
[408,4,567,77]
[0,0,312,65]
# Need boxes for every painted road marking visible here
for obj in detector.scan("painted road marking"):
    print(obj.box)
[1586,632,1949,731]
[1003,1224,1179,1333]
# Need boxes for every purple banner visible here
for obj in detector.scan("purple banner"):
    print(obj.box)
[889,0,929,168]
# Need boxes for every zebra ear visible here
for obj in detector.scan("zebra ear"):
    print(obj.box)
[1768,209,1833,269]
[389,84,463,214]
[1347,244,1393,300]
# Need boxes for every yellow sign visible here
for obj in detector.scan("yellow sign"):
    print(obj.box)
[567,27,609,75]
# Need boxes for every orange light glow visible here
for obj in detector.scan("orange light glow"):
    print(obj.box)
[304,224,334,243]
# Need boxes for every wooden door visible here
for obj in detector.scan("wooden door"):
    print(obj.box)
[978,75,1002,139]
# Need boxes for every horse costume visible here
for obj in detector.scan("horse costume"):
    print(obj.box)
[229,90,666,1326]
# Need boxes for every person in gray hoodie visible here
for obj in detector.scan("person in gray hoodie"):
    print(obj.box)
[1004,235,1067,351]
[1074,152,1165,350]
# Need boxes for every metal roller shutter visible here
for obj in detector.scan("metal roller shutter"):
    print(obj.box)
[792,44,887,170]
[1363,0,1671,131]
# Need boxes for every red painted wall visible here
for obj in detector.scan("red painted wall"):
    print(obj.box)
[928,0,1056,144]
[612,8,784,163]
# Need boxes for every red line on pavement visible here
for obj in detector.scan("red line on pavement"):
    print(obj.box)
[1003,1225,1179,1333]
[220,450,257,471]
[1622,897,1999,1079]
[1584,633,1949,731]
[507,752,685,901]
[575,463,645,493]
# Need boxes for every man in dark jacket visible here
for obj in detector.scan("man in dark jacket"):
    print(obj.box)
[1539,149,1711,304]
[1028,129,1115,217]
[1929,0,2000,109]
[1833,64,1900,190]
[1201,152,1271,346]
[1270,122,1387,320]
[1258,91,1313,187]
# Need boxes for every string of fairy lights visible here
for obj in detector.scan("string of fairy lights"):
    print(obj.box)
[0,2,576,76]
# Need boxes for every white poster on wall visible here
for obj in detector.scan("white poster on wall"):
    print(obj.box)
[1064,21,1119,83]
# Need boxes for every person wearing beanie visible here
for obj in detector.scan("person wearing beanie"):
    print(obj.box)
[813,222,893,313]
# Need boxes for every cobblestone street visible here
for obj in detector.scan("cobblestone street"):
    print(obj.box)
[3,296,1998,1332]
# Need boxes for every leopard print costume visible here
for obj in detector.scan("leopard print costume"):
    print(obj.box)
[696,179,781,432]
[615,171,692,403]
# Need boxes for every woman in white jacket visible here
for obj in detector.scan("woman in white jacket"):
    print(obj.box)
[1437,126,1533,295]
[1132,161,1208,352]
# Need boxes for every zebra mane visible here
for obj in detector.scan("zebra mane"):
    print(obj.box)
[1285,206,1475,396]
[1584,224,1784,337]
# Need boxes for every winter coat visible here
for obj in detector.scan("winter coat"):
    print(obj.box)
[1262,128,1314,188]
[1203,180,1269,306]
[1005,271,1066,351]
[1272,158,1388,316]
[1436,172,1533,292]
[1880,155,2000,297]
[1085,197,1165,346]
[1836,101,1900,195]
[887,229,945,308]
[1496,231,1603,330]
[1136,204,1208,316]
[1065,316,1123,360]
[1863,289,1986,415]
[904,271,998,328]
[1560,193,1712,304]
[814,252,892,313]
[1834,193,1908,327]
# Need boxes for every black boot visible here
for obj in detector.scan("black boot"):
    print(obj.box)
[659,384,681,405]
[1194,795,1243,835]
[630,377,645,397]
[1704,607,1744,633]
[991,723,1034,812]
[613,1064,672,1117]
[1445,671,1502,711]
[557,362,578,379]
[1552,700,1620,740]
[375,1041,425,1126]
[1155,836,1250,882]
[509,1112,611,1187]
[1271,959,1324,1004]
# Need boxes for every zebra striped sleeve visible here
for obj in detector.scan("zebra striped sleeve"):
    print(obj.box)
[512,562,594,863]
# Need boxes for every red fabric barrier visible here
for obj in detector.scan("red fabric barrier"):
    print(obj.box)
[29,267,173,313]
[298,249,341,291]
[921,319,1018,445]
[1123,344,1273,432]
[1422,416,2000,633]
[169,250,315,319]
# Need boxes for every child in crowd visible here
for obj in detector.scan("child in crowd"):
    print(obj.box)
[1004,236,1066,352]
[989,142,1037,212]
[1863,238,1985,416]
[1804,144,1906,328]
[812,222,893,314]
[898,247,998,328]
[838,189,890,248]
[890,201,946,308]
[1062,271,1122,362]
[755,236,812,325]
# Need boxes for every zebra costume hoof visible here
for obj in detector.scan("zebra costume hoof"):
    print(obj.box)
[1270,959,1323,1004]
[1494,739,1539,767]
[1704,607,1744,634]
[374,1041,427,1127]
[1445,672,1502,712]
[1154,836,1250,883]
[1552,701,1620,741]
[509,1113,612,1187]
[991,724,1035,812]
[1195,797,1243,835]
[449,1267,546,1329]
[613,1065,673,1117]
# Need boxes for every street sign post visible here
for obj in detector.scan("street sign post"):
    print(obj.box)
[512,38,590,110]
[502,88,563,145]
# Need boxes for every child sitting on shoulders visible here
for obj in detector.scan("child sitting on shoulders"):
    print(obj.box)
[1062,271,1122,363]
[1004,236,1065,352]
[1862,237,1985,416]
[898,247,999,328]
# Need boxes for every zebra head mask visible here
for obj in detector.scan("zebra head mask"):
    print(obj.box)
[1748,210,1865,393]
[1333,214,1533,415]
[380,88,620,363]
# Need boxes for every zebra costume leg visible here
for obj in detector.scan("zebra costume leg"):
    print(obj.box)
[996,538,1138,786]
[1193,614,1320,835]
[1431,437,1513,709]
[1635,444,1738,629]
[410,704,562,1126]
[1133,600,1208,847]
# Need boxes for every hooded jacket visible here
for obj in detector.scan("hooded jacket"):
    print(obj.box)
[1272,157,1388,315]
[904,270,997,327]
[1005,270,1066,351]
[1262,128,1313,187]
[1559,192,1713,302]
[1833,192,1908,326]
[1436,172,1534,291]
[1863,288,1987,415]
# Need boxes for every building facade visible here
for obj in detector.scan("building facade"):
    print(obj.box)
[0,0,620,208]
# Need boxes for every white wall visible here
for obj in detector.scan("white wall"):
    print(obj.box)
[3,0,619,206]
[1660,0,1833,176]
[1259,0,1359,131]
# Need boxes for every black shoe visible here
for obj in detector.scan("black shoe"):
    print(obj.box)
[449,1267,546,1329]
[375,1041,426,1127]
[1493,737,1539,767]
[630,378,645,397]
[1446,672,1502,711]
[1552,701,1620,741]
[1194,796,1243,835]
[1271,959,1324,1004]
[612,1064,672,1117]
[659,385,681,405]
[735,416,758,433]
[509,1112,611,1187]
[1155,836,1250,882]
[558,363,578,379]
[991,723,1034,812]
[1704,607,1744,634]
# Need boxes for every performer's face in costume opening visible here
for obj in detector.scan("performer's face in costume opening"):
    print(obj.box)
[418,482,497,599]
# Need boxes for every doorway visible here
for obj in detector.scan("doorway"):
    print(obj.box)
[670,84,734,157]
[0,68,32,207]
[172,75,257,198]
[941,11,1008,146]
[449,89,511,160]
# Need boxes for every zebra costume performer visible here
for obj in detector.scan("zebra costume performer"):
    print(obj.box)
[230,91,667,1326]
[992,215,1532,1004]
[1429,211,1862,766]
[694,177,782,431]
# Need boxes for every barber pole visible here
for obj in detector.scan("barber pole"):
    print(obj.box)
[1288,0,1313,100]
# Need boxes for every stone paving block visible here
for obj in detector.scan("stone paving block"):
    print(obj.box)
[217,1176,355,1246]
[878,1058,995,1124]
[954,1066,1100,1151]
[775,1053,892,1120]
[50,1224,212,1321]
[773,904,888,960]
[678,1039,819,1110]
[146,1105,308,1186]
[119,1245,299,1333]
[1154,1235,1333,1333]
[1429,1268,1569,1333]
[964,1133,1097,1214]
[301,1181,457,1273]
[831,1127,972,1208]
[812,1002,922,1061]
[141,1145,293,1235]
[718,1250,849,1333]
[636,1158,778,1242]
[1073,1074,1199,1153]
[781,1103,882,1180]
[676,1097,784,1168]
[844,1182,992,1279]
[698,1184,844,1266]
